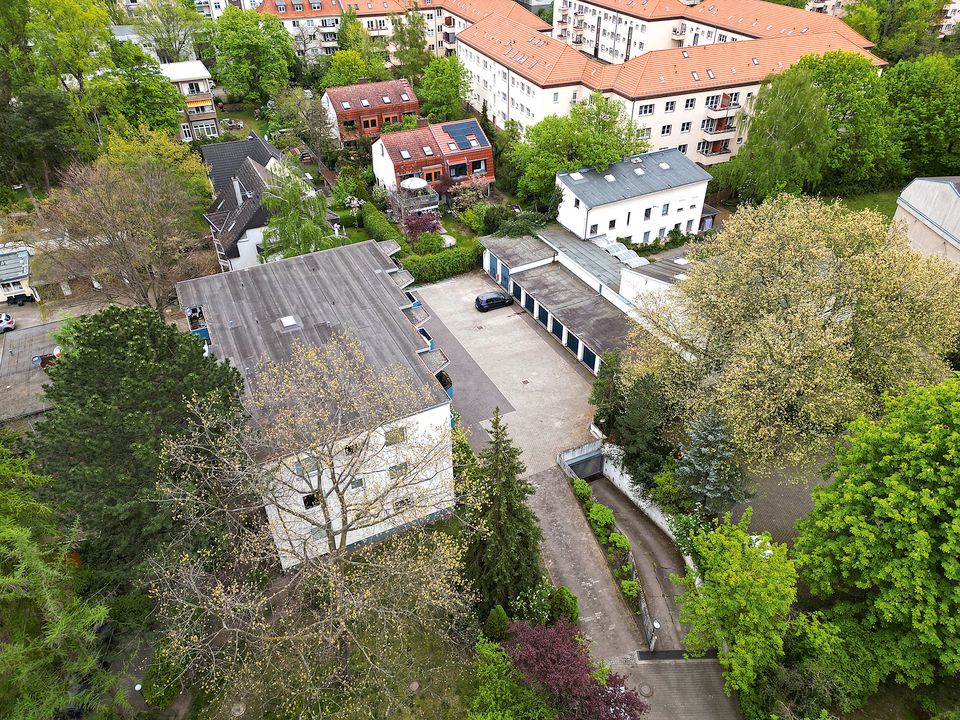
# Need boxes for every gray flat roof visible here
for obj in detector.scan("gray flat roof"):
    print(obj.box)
[629,245,693,285]
[538,224,625,293]
[513,263,633,356]
[557,149,712,208]
[479,234,555,268]
[0,321,61,422]
[175,241,449,411]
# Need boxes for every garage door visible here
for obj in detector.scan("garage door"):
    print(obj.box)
[524,293,534,312]
[582,346,597,371]
[488,253,499,278]
[551,319,564,340]
[500,264,511,289]
[537,306,549,326]
[512,282,522,300]
[565,332,580,355]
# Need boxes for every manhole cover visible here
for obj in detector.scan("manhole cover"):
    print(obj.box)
[639,683,653,698]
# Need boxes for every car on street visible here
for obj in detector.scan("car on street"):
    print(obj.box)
[475,291,514,312]
[0,313,14,333]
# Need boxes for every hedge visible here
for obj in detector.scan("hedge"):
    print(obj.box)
[403,242,483,284]
[360,202,404,241]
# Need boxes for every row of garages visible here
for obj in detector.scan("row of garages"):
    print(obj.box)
[484,246,632,375]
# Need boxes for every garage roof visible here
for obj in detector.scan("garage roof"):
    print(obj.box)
[480,234,555,269]
[513,263,634,356]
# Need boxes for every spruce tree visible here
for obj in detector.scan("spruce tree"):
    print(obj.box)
[464,408,542,615]
[615,373,670,493]
[675,407,746,515]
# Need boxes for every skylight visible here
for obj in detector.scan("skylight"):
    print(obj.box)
[399,149,411,159]
[360,98,370,107]
[341,101,351,109]
[382,95,391,103]
[280,316,297,328]
[659,162,670,169]
[691,71,700,81]
[634,168,645,175]
[422,145,434,156]
[569,171,584,180]
[706,68,715,79]
[448,142,457,150]
[752,57,760,65]
[400,92,410,101]
[681,50,689,58]
[604,174,616,182]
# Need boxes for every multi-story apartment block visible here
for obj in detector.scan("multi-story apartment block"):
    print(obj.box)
[457,12,882,165]
[552,0,871,63]
[123,0,251,20]
[159,61,220,142]
[941,0,960,36]
[321,79,420,146]
[372,118,494,195]
[257,0,549,61]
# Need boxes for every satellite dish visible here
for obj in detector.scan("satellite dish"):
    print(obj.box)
[400,177,428,191]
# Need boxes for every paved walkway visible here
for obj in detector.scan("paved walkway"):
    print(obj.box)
[590,477,687,651]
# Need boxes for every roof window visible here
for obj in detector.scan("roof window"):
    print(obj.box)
[691,71,700,81]
[706,68,715,79]
[659,162,670,169]
[400,92,410,101]
[382,95,391,103]
[752,57,759,65]
[569,171,584,180]
[399,149,411,159]
[280,315,297,328]
[341,101,351,109]
[448,142,457,150]
[422,145,434,156]
[604,174,616,182]
[634,167,645,175]
[360,98,369,107]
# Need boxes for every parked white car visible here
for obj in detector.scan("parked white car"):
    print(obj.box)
[0,313,15,333]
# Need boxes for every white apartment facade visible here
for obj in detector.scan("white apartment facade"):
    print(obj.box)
[158,61,220,142]
[457,12,882,165]
[941,0,960,36]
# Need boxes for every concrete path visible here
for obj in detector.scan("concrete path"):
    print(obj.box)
[590,477,687,651]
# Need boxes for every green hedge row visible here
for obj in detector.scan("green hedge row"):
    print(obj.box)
[359,203,411,254]
[403,242,483,284]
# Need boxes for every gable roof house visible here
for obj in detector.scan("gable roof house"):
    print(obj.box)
[320,79,420,147]
[201,134,285,272]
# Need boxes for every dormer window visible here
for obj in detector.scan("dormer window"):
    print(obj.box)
[277,3,286,10]
[294,2,303,9]
[400,149,411,159]
[341,101,351,109]
[382,95,391,103]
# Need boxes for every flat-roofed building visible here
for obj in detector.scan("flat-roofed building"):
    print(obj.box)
[176,241,454,569]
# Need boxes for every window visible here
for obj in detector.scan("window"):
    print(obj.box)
[636,103,654,116]
[450,163,467,178]
[385,427,406,446]
[350,477,365,490]
[572,91,578,102]
[382,95,391,103]
[589,223,598,235]
[717,32,727,41]
[643,230,650,243]
[303,493,318,509]
[362,117,378,129]
[360,98,370,107]
[627,211,631,224]
[678,143,687,153]
[701,119,711,130]
[187,81,202,94]
[553,92,559,103]
[399,149,411,159]
[662,203,669,215]
[608,219,616,229]
[684,98,695,110]
[643,207,651,220]
[697,140,709,153]
[661,124,671,136]
[658,226,666,238]
[574,198,580,208]
[471,159,486,173]
[705,94,721,108]
[422,145,434,156]
[691,71,700,81]
[294,3,303,10]
[389,463,409,481]
[292,20,300,27]
[277,3,286,10]
[341,101,351,109]
[424,169,440,182]
[343,119,356,129]
[686,219,694,232]
[181,123,192,141]
[681,121,691,133]
[664,100,676,112]
[729,92,740,103]
[394,496,415,512]
[400,92,410,101]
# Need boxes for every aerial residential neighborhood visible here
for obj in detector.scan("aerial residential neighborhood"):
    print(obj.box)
[1,0,959,718]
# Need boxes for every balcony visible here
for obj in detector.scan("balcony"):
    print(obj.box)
[184,91,214,104]
[398,188,440,213]
[672,24,686,37]
[573,35,585,45]
[574,8,584,15]
[442,31,456,47]
[699,144,731,157]
[703,121,737,135]
[705,94,741,118]
[573,20,585,29]
[558,16,569,25]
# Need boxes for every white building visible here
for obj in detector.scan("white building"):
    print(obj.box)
[894,177,960,266]
[941,0,960,35]
[0,245,36,305]
[556,149,712,245]
[158,61,219,142]
[456,12,883,164]
[176,242,455,570]
[123,0,253,20]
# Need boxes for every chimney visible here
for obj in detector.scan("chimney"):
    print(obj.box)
[416,117,429,128]
[357,77,368,84]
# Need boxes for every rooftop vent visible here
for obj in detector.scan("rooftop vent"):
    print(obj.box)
[658,162,670,169]
[634,167,645,175]
[605,174,616,182]
[569,171,584,180]
[280,315,297,328]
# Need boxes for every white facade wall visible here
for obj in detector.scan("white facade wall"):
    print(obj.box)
[371,138,399,190]
[618,266,675,305]
[610,84,754,166]
[676,20,753,47]
[942,0,960,35]
[227,227,265,271]
[266,401,455,570]
[320,93,343,145]
[556,179,709,245]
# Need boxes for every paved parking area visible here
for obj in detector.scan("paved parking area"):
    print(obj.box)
[0,321,62,423]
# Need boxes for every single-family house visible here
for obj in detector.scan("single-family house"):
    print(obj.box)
[321,79,419,147]
[159,60,220,142]
[0,245,36,305]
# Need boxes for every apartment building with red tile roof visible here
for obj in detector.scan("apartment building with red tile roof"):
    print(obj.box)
[321,79,420,145]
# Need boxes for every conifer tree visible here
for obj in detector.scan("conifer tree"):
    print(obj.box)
[615,373,670,493]
[464,408,542,615]
[675,407,747,515]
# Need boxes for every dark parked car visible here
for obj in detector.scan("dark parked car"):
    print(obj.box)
[475,291,514,312]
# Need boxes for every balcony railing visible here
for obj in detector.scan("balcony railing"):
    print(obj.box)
[699,146,731,157]
[703,123,737,135]
[573,36,585,45]
[402,189,441,212]
[705,101,741,118]
[672,25,686,36]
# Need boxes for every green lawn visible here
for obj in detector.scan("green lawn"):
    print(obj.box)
[217,105,267,137]
[837,190,900,221]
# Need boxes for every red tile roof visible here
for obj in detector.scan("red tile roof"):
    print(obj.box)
[462,13,882,96]
[324,79,418,114]
[436,0,551,31]
[379,126,443,165]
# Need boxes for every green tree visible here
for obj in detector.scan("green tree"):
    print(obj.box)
[0,444,115,719]
[675,407,746,516]
[0,0,31,106]
[335,6,389,82]
[261,167,347,260]
[795,51,903,193]
[795,376,960,687]
[674,509,797,696]
[0,85,73,192]
[513,92,647,206]
[882,54,960,178]
[134,0,209,63]
[718,65,834,201]
[93,40,185,135]
[614,373,670,494]
[210,6,295,104]
[32,306,242,589]
[629,195,960,467]
[589,349,625,435]
[418,54,470,122]
[392,4,431,79]
[28,0,112,95]
[484,604,509,641]
[844,0,943,59]
[464,408,543,615]
[321,49,367,89]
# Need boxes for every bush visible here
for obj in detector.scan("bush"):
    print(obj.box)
[360,202,403,242]
[621,579,640,600]
[606,532,631,564]
[484,604,509,641]
[483,204,515,235]
[548,585,579,626]
[614,563,634,579]
[571,477,592,504]
[468,638,556,720]
[497,210,548,238]
[402,242,482,284]
[108,593,153,631]
[667,512,709,562]
[141,641,183,708]
[459,202,490,233]
[512,578,553,626]
[587,503,616,543]
[403,210,441,240]
[414,231,446,255]
[648,462,696,516]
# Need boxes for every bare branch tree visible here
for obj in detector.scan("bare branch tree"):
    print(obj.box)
[152,333,475,716]
[41,159,205,312]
